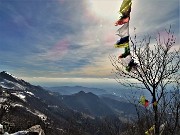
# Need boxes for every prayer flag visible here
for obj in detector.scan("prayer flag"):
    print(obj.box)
[116,22,129,38]
[120,0,132,17]
[115,17,129,26]
[114,36,129,48]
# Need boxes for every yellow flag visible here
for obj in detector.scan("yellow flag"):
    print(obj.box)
[114,42,129,48]
[120,0,132,16]
[140,96,146,105]
[145,125,155,135]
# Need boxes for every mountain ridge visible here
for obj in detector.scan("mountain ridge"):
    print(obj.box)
[45,85,108,95]
[0,71,136,135]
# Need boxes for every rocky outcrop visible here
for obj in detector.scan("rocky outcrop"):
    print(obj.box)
[27,125,45,135]
[0,125,45,135]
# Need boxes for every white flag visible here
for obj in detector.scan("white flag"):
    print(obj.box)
[116,22,129,38]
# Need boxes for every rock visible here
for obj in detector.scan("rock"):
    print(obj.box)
[27,125,45,135]
[0,124,4,134]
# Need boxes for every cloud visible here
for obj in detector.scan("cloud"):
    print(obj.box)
[0,0,179,81]
[130,0,179,35]
[37,38,70,61]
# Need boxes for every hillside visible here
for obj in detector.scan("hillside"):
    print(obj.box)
[0,71,136,135]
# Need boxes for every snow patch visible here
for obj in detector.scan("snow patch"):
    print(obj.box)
[49,92,54,95]
[4,131,28,135]
[0,124,3,128]
[11,103,24,108]
[48,105,58,108]
[4,71,19,80]
[35,110,47,121]
[0,97,7,103]
[81,113,95,119]
[25,91,34,96]
[11,92,26,102]
[56,128,65,132]
[1,79,26,90]
[26,108,47,121]
[0,83,11,89]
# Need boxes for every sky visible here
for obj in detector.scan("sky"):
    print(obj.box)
[0,0,179,87]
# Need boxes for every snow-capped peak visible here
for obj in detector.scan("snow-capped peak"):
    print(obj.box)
[0,71,28,90]
[1,71,19,80]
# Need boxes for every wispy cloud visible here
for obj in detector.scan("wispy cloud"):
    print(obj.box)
[0,0,179,83]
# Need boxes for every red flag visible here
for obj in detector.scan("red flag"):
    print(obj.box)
[115,17,130,26]
[144,100,149,107]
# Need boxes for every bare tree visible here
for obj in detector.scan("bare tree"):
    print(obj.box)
[110,27,180,135]
[160,78,180,135]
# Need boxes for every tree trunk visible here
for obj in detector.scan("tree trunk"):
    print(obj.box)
[153,105,159,135]
[153,90,159,135]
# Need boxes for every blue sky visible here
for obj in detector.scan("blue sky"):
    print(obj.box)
[0,0,179,86]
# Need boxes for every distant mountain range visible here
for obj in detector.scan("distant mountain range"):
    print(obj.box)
[45,86,109,95]
[0,71,138,135]
[60,91,136,118]
[44,84,150,102]
[61,91,114,116]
